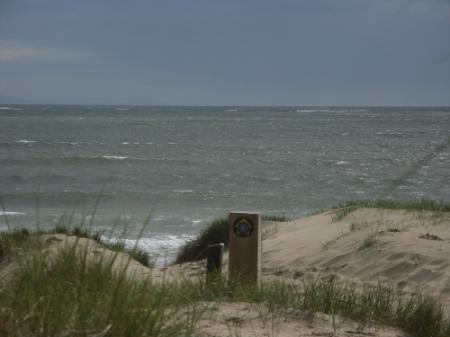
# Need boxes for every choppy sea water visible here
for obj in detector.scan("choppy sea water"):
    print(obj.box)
[1,105,449,264]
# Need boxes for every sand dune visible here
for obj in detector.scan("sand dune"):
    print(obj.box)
[37,207,450,336]
[262,208,450,306]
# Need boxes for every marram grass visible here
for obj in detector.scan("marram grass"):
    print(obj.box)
[175,214,290,264]
[0,224,153,267]
[333,199,450,221]
[1,233,450,337]
[0,241,201,337]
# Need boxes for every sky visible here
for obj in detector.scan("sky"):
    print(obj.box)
[0,0,449,106]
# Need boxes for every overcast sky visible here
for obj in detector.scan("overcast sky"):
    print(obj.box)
[0,0,449,106]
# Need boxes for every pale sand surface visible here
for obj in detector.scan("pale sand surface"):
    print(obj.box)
[196,302,405,337]
[34,207,450,336]
[262,208,450,305]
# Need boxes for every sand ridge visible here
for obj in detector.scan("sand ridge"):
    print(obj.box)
[262,208,450,305]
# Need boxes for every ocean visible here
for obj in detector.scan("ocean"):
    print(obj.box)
[1,105,449,264]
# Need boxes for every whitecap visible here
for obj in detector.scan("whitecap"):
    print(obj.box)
[336,161,348,165]
[101,155,127,160]
[122,142,130,145]
[101,234,194,267]
[0,211,26,216]
[0,106,23,111]
[58,141,79,145]
[296,109,317,113]
[16,140,36,144]
[173,189,193,194]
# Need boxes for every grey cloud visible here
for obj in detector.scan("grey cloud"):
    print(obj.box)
[0,41,93,62]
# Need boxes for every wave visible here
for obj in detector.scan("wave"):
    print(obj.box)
[15,140,37,144]
[57,141,79,145]
[172,189,194,194]
[296,109,318,113]
[101,155,128,160]
[101,234,194,267]
[0,156,192,166]
[0,211,26,216]
[0,106,23,111]
[61,155,134,162]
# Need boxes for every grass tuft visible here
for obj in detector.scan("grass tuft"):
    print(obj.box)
[0,242,199,337]
[261,214,290,222]
[358,236,378,250]
[333,199,450,221]
[176,218,229,264]
[0,228,32,262]
[1,225,153,267]
[101,240,153,267]
[176,214,289,264]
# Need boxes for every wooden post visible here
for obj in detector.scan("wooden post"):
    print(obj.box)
[206,243,224,283]
[228,212,261,286]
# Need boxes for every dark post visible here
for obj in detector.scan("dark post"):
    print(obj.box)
[206,243,224,283]
[228,212,261,286]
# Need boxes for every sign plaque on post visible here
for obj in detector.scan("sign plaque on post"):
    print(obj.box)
[228,212,261,286]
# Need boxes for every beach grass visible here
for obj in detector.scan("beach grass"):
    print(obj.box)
[175,214,290,264]
[0,226,450,336]
[0,237,200,337]
[3,200,450,336]
[333,199,450,221]
[175,217,229,263]
[261,214,291,222]
[0,223,153,267]
[0,228,34,262]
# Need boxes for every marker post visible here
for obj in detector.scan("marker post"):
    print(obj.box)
[228,212,261,286]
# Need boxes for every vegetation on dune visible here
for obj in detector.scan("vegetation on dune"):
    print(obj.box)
[2,201,450,335]
[333,199,450,221]
[0,233,449,337]
[177,200,450,264]
[0,242,200,337]
[0,228,33,263]
[176,218,229,264]
[0,224,153,267]
[261,214,291,222]
[175,214,290,264]
[51,224,154,267]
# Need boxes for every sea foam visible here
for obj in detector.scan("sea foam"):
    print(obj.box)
[0,106,23,111]
[101,234,194,267]
[16,140,36,144]
[0,211,26,216]
[101,155,128,160]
